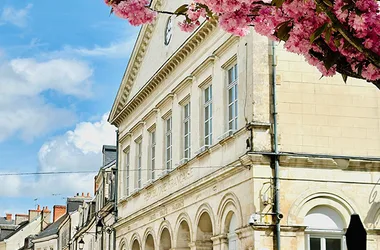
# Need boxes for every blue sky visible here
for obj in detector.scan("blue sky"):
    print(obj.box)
[0,1,138,216]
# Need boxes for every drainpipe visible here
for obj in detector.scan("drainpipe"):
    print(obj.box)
[271,40,281,250]
[113,129,119,250]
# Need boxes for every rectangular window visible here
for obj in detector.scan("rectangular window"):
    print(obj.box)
[150,130,156,180]
[228,64,238,131]
[165,116,172,171]
[136,141,142,189]
[183,102,191,159]
[309,236,342,250]
[125,150,130,196]
[204,85,212,146]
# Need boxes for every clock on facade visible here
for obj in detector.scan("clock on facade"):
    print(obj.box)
[164,16,172,45]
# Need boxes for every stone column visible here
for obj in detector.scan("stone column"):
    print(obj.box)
[189,241,213,250]
[236,226,254,250]
[211,234,227,250]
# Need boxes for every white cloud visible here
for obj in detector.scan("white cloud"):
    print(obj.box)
[1,4,33,27]
[70,40,135,58]
[0,58,93,142]
[0,114,116,197]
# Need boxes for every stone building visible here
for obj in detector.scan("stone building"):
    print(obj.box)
[0,206,51,250]
[108,0,380,249]
[33,205,67,250]
[71,145,117,250]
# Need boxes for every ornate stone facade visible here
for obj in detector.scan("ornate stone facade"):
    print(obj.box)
[109,0,380,248]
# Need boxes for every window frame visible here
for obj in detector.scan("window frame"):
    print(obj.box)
[306,230,346,250]
[204,85,213,147]
[136,140,142,189]
[165,116,172,171]
[227,63,238,132]
[183,102,191,159]
[125,149,130,196]
[150,130,156,180]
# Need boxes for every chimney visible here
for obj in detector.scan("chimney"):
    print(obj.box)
[41,206,51,230]
[53,205,66,222]
[15,214,29,225]
[6,213,12,221]
[28,205,42,222]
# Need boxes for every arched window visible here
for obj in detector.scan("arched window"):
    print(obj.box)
[305,206,346,250]
[226,212,237,250]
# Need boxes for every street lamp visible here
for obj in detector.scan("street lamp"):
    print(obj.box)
[78,238,85,250]
[96,219,104,233]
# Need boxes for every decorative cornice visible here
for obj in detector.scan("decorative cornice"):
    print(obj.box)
[110,19,218,126]
[221,54,237,69]
[130,121,145,135]
[172,76,193,95]
[119,132,132,144]
[212,35,239,57]
[198,75,212,89]
[191,55,215,77]
[142,108,159,122]
[155,93,174,110]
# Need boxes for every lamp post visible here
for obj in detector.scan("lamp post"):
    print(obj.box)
[96,219,104,233]
[78,238,85,250]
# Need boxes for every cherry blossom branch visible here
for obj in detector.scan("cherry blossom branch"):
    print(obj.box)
[314,0,380,69]
[147,7,185,16]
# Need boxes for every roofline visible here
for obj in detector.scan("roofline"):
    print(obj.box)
[33,234,58,243]
[109,19,217,126]
[108,24,144,123]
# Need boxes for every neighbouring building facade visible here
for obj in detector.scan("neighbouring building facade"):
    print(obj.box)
[33,205,68,250]
[108,0,380,249]
[0,206,51,250]
[71,145,117,250]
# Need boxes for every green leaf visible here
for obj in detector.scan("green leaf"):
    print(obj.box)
[275,21,292,41]
[341,74,348,83]
[310,23,328,43]
[316,5,324,12]
[334,38,341,47]
[325,27,332,43]
[322,0,333,7]
[356,63,364,76]
[323,53,338,70]
[341,3,354,12]
[174,4,188,15]
[272,0,286,8]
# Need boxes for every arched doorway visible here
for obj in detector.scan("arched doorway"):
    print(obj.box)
[132,239,140,250]
[305,206,345,250]
[176,220,191,249]
[159,228,172,250]
[145,234,155,250]
[225,211,238,250]
[196,212,213,249]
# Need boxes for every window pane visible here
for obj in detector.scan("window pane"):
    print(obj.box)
[310,238,321,250]
[205,105,209,120]
[205,121,209,135]
[326,239,341,250]
[229,88,233,103]
[229,105,233,121]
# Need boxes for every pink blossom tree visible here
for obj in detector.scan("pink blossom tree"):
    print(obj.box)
[104,0,380,88]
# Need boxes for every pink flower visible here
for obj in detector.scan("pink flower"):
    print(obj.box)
[113,0,156,26]
[178,20,198,32]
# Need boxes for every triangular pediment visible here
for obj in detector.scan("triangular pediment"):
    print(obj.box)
[109,0,217,126]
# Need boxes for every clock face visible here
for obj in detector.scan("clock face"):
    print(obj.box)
[164,17,172,45]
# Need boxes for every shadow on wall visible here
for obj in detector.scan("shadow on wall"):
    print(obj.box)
[363,202,380,228]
